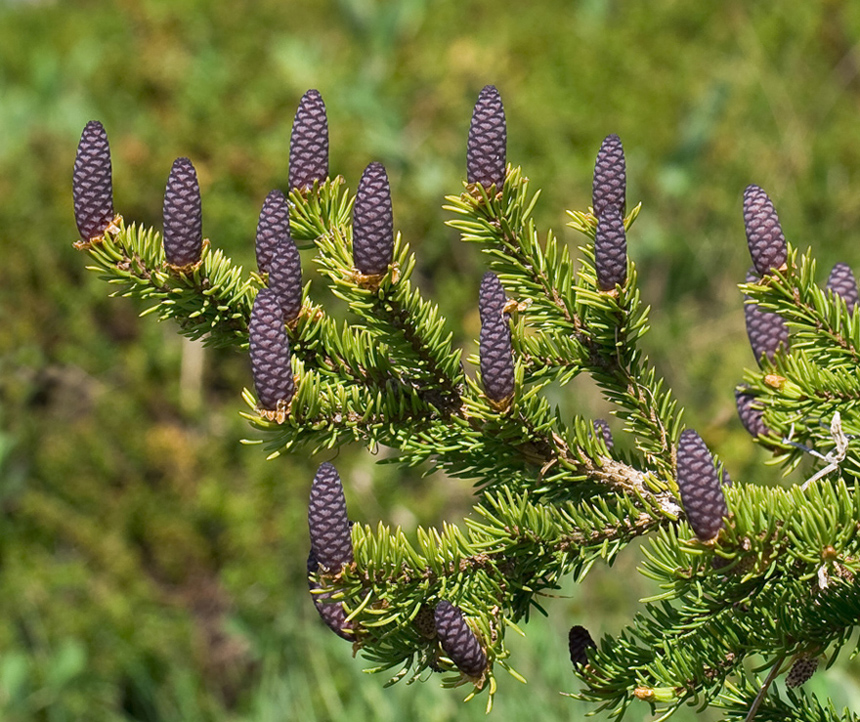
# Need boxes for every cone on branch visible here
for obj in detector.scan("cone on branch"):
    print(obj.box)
[308,462,354,572]
[735,386,770,439]
[595,206,627,291]
[826,262,858,314]
[592,134,626,219]
[163,157,203,268]
[594,419,614,450]
[289,89,329,192]
[434,601,487,678]
[744,268,789,365]
[307,549,354,641]
[743,184,787,276]
[352,162,394,277]
[255,190,290,276]
[785,655,819,688]
[73,121,115,243]
[466,85,506,190]
[676,429,729,541]
[568,625,596,669]
[479,277,515,406]
[249,288,295,418]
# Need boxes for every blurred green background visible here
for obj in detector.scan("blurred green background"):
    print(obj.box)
[3,0,860,719]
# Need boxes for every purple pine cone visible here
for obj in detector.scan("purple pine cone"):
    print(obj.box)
[744,268,789,365]
[352,162,394,276]
[676,429,729,541]
[267,230,303,323]
[735,387,769,438]
[255,190,290,275]
[163,157,203,267]
[743,185,787,275]
[308,462,354,572]
[594,419,614,450]
[249,288,295,412]
[479,271,508,325]
[307,549,353,641]
[592,134,626,219]
[434,601,487,677]
[480,313,515,404]
[595,206,627,290]
[467,85,506,189]
[289,89,329,191]
[73,121,115,241]
[568,625,596,668]
[827,262,858,314]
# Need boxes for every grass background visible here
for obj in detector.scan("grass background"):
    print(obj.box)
[2,0,860,719]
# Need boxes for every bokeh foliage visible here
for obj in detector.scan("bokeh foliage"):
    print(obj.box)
[3,0,860,719]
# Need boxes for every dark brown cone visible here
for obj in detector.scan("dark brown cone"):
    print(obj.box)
[593,419,614,450]
[268,235,303,323]
[255,190,289,275]
[467,85,506,189]
[163,157,203,267]
[73,121,115,241]
[479,271,508,325]
[735,387,769,438]
[744,267,789,365]
[352,162,394,276]
[676,429,729,541]
[592,134,626,219]
[568,625,596,668]
[743,184,787,275]
[595,206,627,290]
[480,312,515,403]
[785,655,818,688]
[307,549,353,641]
[289,89,329,191]
[308,462,354,572]
[434,601,487,677]
[249,289,295,411]
[827,262,858,314]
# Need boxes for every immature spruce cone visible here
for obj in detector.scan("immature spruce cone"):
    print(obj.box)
[480,311,515,404]
[307,549,353,641]
[827,262,858,313]
[308,462,354,572]
[568,625,596,668]
[289,89,329,191]
[743,184,787,275]
[479,271,508,325]
[786,655,819,688]
[593,419,614,450]
[595,206,627,291]
[255,190,289,275]
[249,288,295,411]
[676,429,729,541]
[73,121,115,241]
[352,162,394,276]
[592,134,626,219]
[735,387,769,438]
[434,601,487,677]
[466,85,506,189]
[268,235,303,323]
[163,157,203,267]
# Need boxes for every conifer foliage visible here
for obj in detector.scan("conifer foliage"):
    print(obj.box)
[71,86,860,721]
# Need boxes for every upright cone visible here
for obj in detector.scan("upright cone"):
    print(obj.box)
[826,263,858,314]
[255,190,290,276]
[592,134,626,218]
[289,89,329,191]
[73,121,115,242]
[676,429,728,541]
[743,185,787,275]
[352,162,394,276]
[308,462,354,572]
[595,207,627,290]
[249,288,295,414]
[466,85,506,189]
[163,157,203,268]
